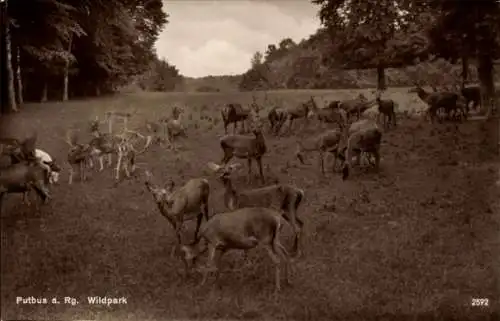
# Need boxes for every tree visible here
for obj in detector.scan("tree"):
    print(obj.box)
[137,57,184,92]
[1,0,169,107]
[425,0,499,117]
[251,51,263,68]
[3,0,17,112]
[312,0,429,90]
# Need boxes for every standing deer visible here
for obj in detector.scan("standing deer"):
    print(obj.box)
[207,162,304,256]
[219,125,267,183]
[374,90,397,129]
[221,103,251,134]
[144,170,210,258]
[179,207,291,297]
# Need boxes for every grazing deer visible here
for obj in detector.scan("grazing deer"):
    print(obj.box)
[341,119,382,180]
[144,170,210,258]
[219,126,267,183]
[0,134,51,214]
[207,162,304,256]
[295,128,344,175]
[179,207,291,296]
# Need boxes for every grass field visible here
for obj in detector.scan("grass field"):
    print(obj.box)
[1,88,499,320]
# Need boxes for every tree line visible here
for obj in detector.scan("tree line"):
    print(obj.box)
[0,0,184,113]
[239,0,499,115]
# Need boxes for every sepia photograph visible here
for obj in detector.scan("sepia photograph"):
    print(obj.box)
[0,0,499,320]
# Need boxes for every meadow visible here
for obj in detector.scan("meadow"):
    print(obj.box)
[1,87,498,320]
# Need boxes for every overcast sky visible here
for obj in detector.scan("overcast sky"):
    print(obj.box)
[156,0,321,78]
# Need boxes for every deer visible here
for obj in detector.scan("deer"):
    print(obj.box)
[88,118,152,180]
[179,207,291,297]
[408,84,464,123]
[267,106,288,136]
[460,85,481,113]
[338,94,375,121]
[374,90,397,129]
[283,96,316,133]
[308,98,348,130]
[341,119,383,180]
[295,128,344,175]
[221,103,251,134]
[113,131,152,181]
[219,123,267,183]
[207,162,304,257]
[164,106,187,150]
[64,130,95,185]
[0,134,51,214]
[144,170,210,258]
[88,117,119,171]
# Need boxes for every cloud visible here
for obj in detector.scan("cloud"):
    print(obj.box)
[156,0,320,77]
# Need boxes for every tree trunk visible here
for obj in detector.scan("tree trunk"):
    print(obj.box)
[5,0,18,113]
[41,81,48,102]
[376,65,386,91]
[476,53,498,157]
[477,53,495,117]
[14,45,23,105]
[0,0,7,114]
[461,55,469,88]
[62,33,73,101]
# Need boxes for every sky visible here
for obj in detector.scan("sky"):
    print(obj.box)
[156,0,321,78]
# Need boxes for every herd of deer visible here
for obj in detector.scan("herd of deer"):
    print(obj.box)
[0,83,481,296]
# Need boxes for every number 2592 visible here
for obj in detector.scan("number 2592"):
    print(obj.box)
[471,298,489,307]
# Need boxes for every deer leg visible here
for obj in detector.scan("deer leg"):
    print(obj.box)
[247,158,253,183]
[275,241,291,285]
[80,161,86,182]
[0,193,4,215]
[221,150,232,165]
[201,244,218,286]
[68,165,74,185]
[288,118,294,134]
[123,161,130,178]
[264,245,282,295]
[193,213,204,244]
[373,149,380,171]
[23,191,31,206]
[107,153,112,166]
[319,150,325,175]
[332,152,338,172]
[257,157,264,183]
[99,156,105,171]
[115,154,122,180]
[32,181,51,205]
